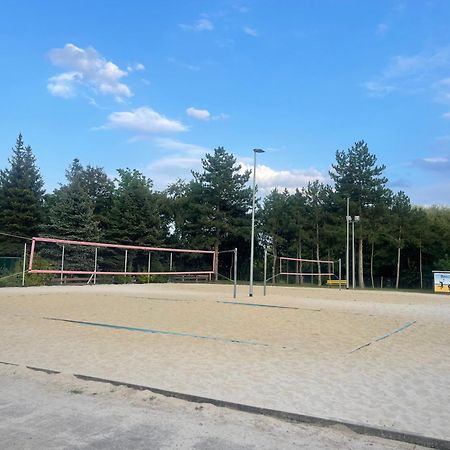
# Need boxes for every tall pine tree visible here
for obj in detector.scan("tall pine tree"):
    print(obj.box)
[330,140,390,287]
[0,134,44,255]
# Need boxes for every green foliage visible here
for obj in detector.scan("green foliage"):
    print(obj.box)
[0,134,44,255]
[1,137,449,290]
[25,256,54,286]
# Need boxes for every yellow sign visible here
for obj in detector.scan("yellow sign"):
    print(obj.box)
[434,272,450,293]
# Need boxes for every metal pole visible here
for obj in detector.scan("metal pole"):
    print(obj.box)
[249,151,257,297]
[338,258,342,291]
[233,248,237,299]
[28,238,35,272]
[61,245,65,285]
[170,253,173,271]
[352,220,355,290]
[346,197,350,289]
[94,248,98,285]
[147,252,151,283]
[22,243,27,287]
[263,249,267,296]
[124,249,128,283]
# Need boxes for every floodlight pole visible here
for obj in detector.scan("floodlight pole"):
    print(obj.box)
[263,248,267,296]
[352,220,355,289]
[249,148,265,297]
[22,243,27,287]
[351,216,360,289]
[346,197,350,289]
[338,258,342,291]
[233,248,238,299]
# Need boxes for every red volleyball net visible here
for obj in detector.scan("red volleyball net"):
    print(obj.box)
[28,237,215,279]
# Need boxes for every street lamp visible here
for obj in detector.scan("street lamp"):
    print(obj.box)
[351,215,360,289]
[249,148,265,297]
[346,198,350,290]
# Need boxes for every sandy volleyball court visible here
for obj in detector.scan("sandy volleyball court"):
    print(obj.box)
[1,283,449,443]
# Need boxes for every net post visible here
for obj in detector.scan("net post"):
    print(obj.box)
[338,258,342,291]
[22,243,27,287]
[28,238,36,272]
[94,247,98,285]
[233,248,237,299]
[170,252,173,271]
[263,248,267,296]
[124,249,128,283]
[147,252,151,284]
[279,257,282,284]
[61,245,65,285]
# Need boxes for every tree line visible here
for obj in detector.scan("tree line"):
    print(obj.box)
[1,134,449,289]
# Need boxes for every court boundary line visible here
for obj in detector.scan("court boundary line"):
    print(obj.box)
[44,317,269,347]
[0,360,448,450]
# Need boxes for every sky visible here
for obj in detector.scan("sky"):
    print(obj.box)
[1,0,450,205]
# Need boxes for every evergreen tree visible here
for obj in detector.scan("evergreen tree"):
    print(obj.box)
[262,189,291,281]
[330,140,389,287]
[61,159,114,234]
[44,160,100,269]
[304,181,333,285]
[0,134,44,255]
[109,168,162,246]
[390,191,412,289]
[187,147,252,279]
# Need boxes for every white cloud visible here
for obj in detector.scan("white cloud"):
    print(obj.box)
[145,138,209,189]
[364,46,450,99]
[239,162,327,193]
[179,18,214,32]
[105,107,188,133]
[243,26,258,37]
[127,63,146,73]
[186,107,211,120]
[154,137,209,155]
[47,72,80,98]
[47,43,132,100]
[150,156,201,171]
[364,81,395,97]
[442,112,450,119]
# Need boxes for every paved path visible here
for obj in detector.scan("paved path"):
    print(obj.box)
[0,365,424,450]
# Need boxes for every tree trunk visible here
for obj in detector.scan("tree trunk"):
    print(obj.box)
[214,240,219,281]
[396,246,401,289]
[370,241,374,289]
[358,238,365,288]
[328,249,332,280]
[419,241,423,290]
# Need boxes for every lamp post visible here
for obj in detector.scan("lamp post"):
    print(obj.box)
[351,215,360,289]
[346,198,350,290]
[249,148,265,297]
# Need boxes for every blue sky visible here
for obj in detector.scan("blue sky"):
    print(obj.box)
[1,0,450,205]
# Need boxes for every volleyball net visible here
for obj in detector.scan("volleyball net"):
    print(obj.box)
[28,237,215,280]
[263,251,342,295]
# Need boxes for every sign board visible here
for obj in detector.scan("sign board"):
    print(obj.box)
[433,271,450,293]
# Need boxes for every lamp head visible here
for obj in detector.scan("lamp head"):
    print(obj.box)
[253,148,265,153]
[354,215,360,222]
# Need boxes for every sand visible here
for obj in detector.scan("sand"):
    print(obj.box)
[1,283,449,442]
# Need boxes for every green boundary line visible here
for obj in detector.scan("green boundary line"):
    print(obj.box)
[350,321,417,353]
[218,301,299,310]
[44,317,268,347]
